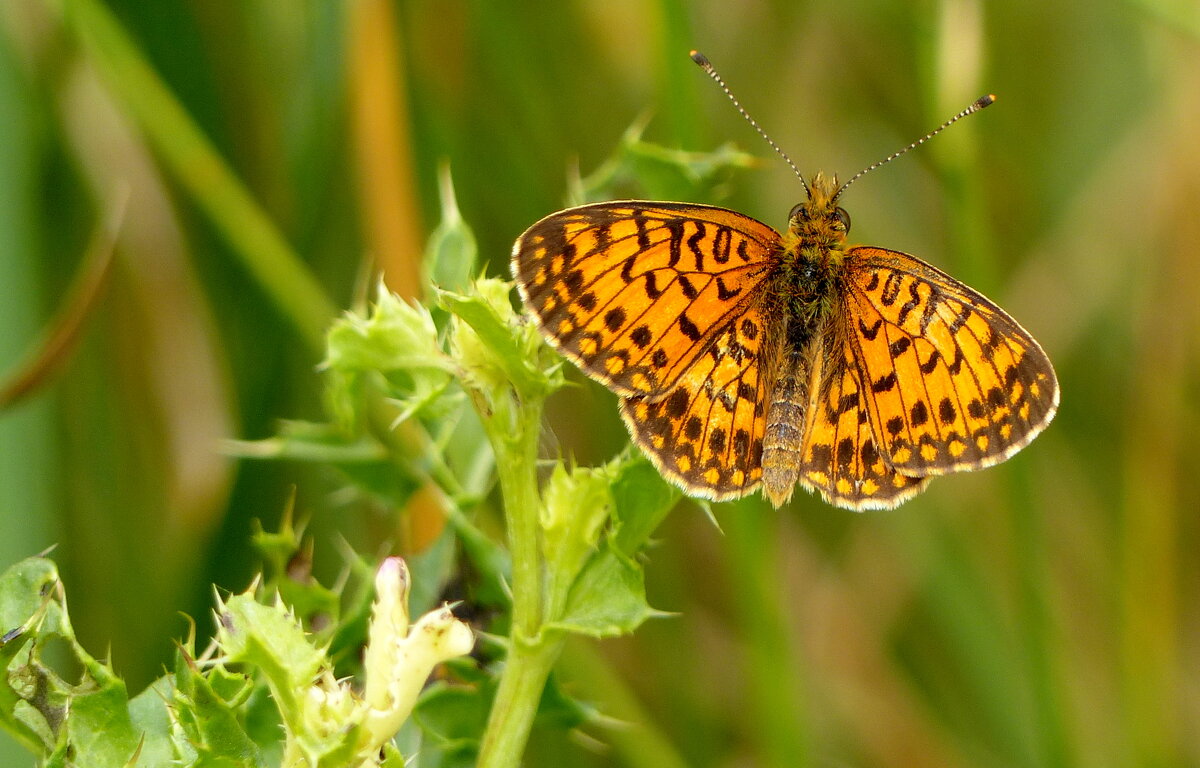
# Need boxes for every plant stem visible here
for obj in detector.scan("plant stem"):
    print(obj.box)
[477,635,563,768]
[496,409,544,641]
[475,387,559,768]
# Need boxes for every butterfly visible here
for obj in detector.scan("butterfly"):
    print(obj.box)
[511,62,1058,511]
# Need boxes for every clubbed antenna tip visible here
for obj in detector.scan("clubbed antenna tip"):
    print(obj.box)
[831,92,998,202]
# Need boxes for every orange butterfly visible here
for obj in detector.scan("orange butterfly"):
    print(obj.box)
[511,54,1058,510]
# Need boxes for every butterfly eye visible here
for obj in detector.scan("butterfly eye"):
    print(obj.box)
[789,203,809,221]
[833,207,851,232]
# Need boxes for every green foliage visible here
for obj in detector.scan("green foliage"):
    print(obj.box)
[0,556,145,766]
[0,146,711,761]
[570,119,759,204]
[0,543,477,767]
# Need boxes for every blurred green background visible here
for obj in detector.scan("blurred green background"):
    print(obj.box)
[1,0,1197,766]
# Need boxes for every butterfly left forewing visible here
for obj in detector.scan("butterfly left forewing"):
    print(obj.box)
[842,247,1059,477]
[512,202,777,399]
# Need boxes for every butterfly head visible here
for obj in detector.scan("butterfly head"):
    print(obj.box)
[787,171,851,247]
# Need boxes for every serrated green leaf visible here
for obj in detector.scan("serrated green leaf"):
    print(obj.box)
[248,498,303,579]
[127,677,175,768]
[547,545,665,638]
[0,557,147,763]
[188,753,257,768]
[326,291,447,375]
[216,594,325,730]
[0,561,57,754]
[0,558,59,623]
[540,464,619,628]
[172,655,260,766]
[324,290,454,429]
[205,666,256,708]
[240,686,283,766]
[573,119,758,204]
[625,140,758,195]
[440,279,555,399]
[276,581,342,640]
[609,455,681,556]
[61,654,142,768]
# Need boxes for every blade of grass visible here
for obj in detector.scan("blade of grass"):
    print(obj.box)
[0,188,123,409]
[654,0,700,148]
[54,0,336,352]
[925,0,995,289]
[347,0,423,300]
[891,513,1038,765]
[0,29,59,764]
[1010,468,1076,768]
[1117,157,1190,768]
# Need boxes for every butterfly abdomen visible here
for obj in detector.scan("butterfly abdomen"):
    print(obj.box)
[760,315,820,507]
[761,358,805,506]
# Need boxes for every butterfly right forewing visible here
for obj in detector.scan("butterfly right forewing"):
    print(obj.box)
[512,202,779,399]
[841,247,1059,477]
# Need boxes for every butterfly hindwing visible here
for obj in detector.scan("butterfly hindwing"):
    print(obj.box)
[842,247,1059,477]
[512,203,778,398]
[794,319,931,509]
[619,305,778,500]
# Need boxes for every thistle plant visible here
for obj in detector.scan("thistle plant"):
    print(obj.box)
[0,134,752,766]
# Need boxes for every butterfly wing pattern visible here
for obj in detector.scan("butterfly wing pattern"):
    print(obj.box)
[513,203,777,398]
[513,203,782,499]
[841,248,1058,478]
[785,248,1058,510]
[619,302,782,500]
[512,191,1058,511]
[792,321,933,509]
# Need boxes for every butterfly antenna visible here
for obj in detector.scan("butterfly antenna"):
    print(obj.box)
[690,50,809,195]
[832,94,996,203]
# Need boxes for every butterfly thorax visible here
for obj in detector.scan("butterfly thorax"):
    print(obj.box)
[771,172,850,329]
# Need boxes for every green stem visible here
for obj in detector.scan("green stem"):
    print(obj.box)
[477,635,564,768]
[492,395,544,640]
[476,387,559,768]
